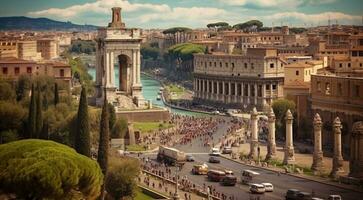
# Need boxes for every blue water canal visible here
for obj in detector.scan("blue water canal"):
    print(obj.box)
[88,68,206,116]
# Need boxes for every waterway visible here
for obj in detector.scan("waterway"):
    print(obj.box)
[88,68,207,116]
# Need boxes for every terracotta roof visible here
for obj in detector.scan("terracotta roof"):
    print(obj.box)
[0,57,36,64]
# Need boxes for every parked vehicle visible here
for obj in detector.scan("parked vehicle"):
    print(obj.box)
[221,175,237,186]
[250,184,266,194]
[207,170,226,182]
[210,148,221,156]
[192,164,208,175]
[312,198,324,200]
[224,169,234,175]
[222,146,233,154]
[328,195,342,200]
[296,192,312,200]
[241,169,260,184]
[209,156,221,163]
[285,189,300,200]
[261,183,273,192]
[186,155,194,162]
[157,146,186,166]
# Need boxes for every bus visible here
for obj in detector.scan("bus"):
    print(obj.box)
[241,169,260,184]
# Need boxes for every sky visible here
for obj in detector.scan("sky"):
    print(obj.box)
[0,0,362,28]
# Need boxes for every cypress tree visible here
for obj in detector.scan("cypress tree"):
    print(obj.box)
[75,86,91,157]
[54,83,59,106]
[35,86,43,138]
[27,84,36,138]
[97,91,109,199]
[40,120,49,139]
[43,86,48,110]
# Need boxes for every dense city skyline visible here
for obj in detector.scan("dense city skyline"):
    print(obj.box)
[0,0,362,28]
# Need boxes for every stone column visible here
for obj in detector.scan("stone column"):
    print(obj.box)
[311,113,324,173]
[349,121,363,179]
[241,82,244,104]
[249,107,259,160]
[132,50,137,85]
[254,83,258,105]
[110,51,115,87]
[283,109,295,165]
[105,52,110,87]
[330,117,344,178]
[265,107,276,160]
[136,50,141,84]
[247,83,251,104]
[262,84,267,110]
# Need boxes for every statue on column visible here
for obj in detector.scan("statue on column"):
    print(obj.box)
[330,117,344,178]
[249,107,259,160]
[311,113,324,173]
[265,107,277,160]
[283,109,295,165]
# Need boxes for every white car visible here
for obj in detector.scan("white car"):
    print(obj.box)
[261,183,273,192]
[210,148,221,156]
[250,184,265,194]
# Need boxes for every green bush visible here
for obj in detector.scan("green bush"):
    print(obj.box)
[0,139,103,199]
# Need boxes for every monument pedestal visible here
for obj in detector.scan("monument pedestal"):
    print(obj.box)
[283,146,295,165]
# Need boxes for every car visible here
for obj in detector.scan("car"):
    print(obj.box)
[224,169,234,175]
[222,147,233,154]
[261,183,273,192]
[192,164,208,175]
[207,170,226,182]
[209,156,221,163]
[285,189,300,200]
[250,184,265,194]
[186,155,195,162]
[221,175,237,186]
[296,192,312,200]
[311,198,324,200]
[328,195,342,200]
[210,148,221,156]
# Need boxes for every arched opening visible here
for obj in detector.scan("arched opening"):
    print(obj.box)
[118,54,131,93]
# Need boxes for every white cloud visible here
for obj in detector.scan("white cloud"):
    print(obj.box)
[267,11,361,25]
[28,0,170,19]
[220,0,335,8]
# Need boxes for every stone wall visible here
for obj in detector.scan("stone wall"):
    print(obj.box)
[116,109,170,122]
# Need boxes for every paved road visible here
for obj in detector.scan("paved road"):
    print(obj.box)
[140,120,362,200]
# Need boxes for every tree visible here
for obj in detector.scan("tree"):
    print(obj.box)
[0,139,103,199]
[40,120,49,139]
[141,45,159,60]
[0,81,15,101]
[28,84,37,138]
[162,27,192,34]
[272,99,296,138]
[108,103,116,131]
[97,92,110,199]
[0,101,26,143]
[111,118,128,139]
[54,82,59,106]
[75,86,91,157]
[43,92,48,110]
[233,20,263,31]
[15,75,31,101]
[207,22,229,28]
[35,87,43,138]
[106,156,140,199]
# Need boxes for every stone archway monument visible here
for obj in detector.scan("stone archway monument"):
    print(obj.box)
[95,7,143,107]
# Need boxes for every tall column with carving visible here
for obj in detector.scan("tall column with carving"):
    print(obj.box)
[105,52,110,87]
[110,51,115,87]
[311,113,324,173]
[249,107,259,160]
[283,109,295,165]
[136,49,141,85]
[265,107,276,160]
[349,121,363,179]
[330,117,344,178]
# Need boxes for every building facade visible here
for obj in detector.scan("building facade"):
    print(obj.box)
[37,39,59,60]
[193,48,285,111]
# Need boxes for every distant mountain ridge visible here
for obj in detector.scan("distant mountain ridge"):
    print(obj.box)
[0,16,99,31]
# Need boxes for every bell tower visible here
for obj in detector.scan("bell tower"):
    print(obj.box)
[108,7,125,28]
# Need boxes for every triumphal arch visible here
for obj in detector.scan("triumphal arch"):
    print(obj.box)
[95,7,143,107]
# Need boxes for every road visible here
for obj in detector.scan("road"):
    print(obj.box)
[140,120,362,200]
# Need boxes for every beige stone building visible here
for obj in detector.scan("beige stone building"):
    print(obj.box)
[0,57,72,88]
[17,40,42,61]
[193,48,285,111]
[37,39,59,60]
[0,40,18,58]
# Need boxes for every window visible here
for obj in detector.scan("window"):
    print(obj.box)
[270,63,274,68]
[266,85,270,90]
[296,70,299,76]
[225,63,228,67]
[325,83,331,95]
[348,63,351,67]
[317,81,321,92]
[209,62,212,66]
[337,83,342,95]
[60,69,64,77]
[244,63,248,69]
[360,63,362,67]
[27,67,32,74]
[355,85,360,97]
[214,62,216,67]
[220,62,222,67]
[352,51,358,57]
[14,67,20,75]
[2,67,8,74]
[232,63,235,68]
[339,63,342,68]
[272,84,277,90]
